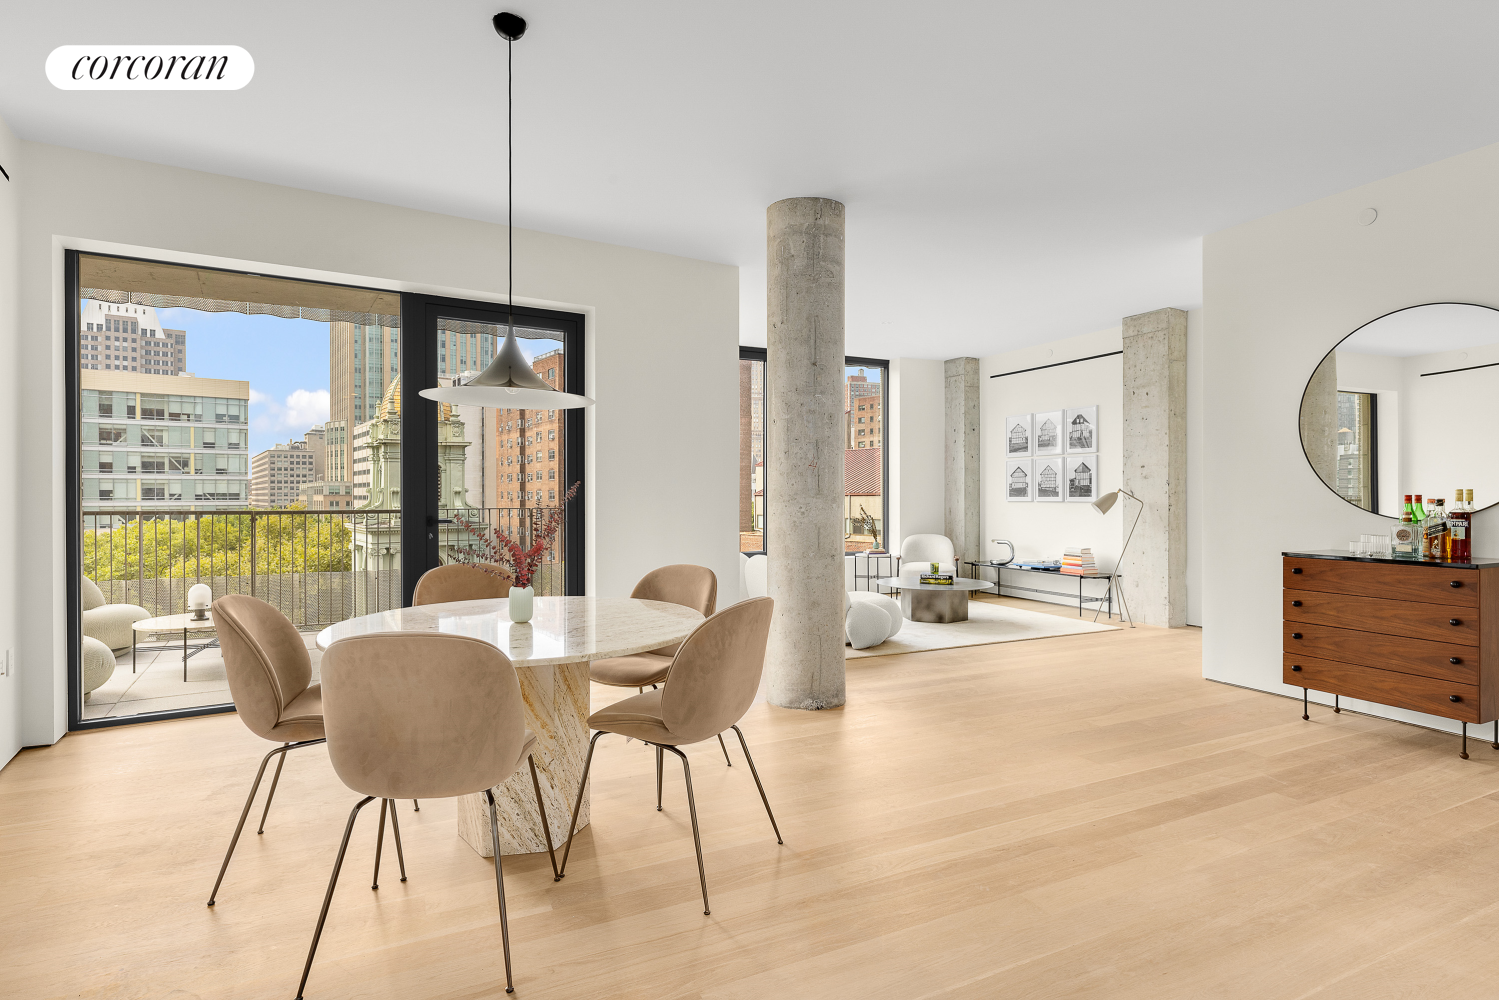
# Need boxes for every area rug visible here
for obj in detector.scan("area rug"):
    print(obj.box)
[845,599,1119,659]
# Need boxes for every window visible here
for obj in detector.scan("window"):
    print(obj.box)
[737,351,887,554]
[1336,391,1378,513]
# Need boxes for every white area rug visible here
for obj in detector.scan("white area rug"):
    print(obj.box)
[845,600,1118,659]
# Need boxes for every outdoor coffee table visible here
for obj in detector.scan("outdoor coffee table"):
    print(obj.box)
[132,611,219,682]
[875,577,996,623]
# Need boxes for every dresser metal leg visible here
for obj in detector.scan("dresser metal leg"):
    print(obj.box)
[1334,694,1340,714]
[1461,722,1470,760]
[1302,688,1309,721]
[1492,720,1497,750]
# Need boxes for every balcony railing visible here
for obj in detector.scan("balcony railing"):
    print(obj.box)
[82,506,568,627]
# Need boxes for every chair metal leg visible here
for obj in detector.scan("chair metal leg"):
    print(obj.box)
[484,789,516,994]
[558,730,605,880]
[656,745,664,811]
[730,724,783,844]
[207,737,325,906]
[387,799,407,882]
[294,795,374,1000]
[527,754,559,880]
[372,798,388,889]
[255,744,290,835]
[660,743,711,915]
[717,732,733,767]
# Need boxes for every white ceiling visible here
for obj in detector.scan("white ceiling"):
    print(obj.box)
[6,2,1499,360]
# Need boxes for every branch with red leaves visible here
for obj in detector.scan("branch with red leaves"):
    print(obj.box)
[452,481,581,590]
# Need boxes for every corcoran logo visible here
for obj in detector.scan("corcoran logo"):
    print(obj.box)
[46,45,254,90]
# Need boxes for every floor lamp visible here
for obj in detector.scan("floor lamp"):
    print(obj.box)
[1091,489,1139,627]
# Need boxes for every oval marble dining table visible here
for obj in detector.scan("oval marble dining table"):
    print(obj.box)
[316,596,704,858]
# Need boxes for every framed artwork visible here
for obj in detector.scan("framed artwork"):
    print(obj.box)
[1033,410,1063,455]
[1033,457,1064,501]
[1065,405,1098,453]
[1004,413,1033,456]
[1005,459,1033,501]
[1065,455,1099,503]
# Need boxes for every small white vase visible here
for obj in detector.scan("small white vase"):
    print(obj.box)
[508,586,534,623]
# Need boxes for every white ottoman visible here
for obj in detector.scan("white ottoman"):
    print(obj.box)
[81,635,117,701]
[845,591,903,649]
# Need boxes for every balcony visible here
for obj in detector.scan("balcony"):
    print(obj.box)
[81,506,567,720]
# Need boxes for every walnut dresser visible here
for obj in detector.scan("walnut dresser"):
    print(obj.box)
[1283,550,1499,758]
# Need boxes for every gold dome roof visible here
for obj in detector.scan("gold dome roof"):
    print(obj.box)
[377,375,452,421]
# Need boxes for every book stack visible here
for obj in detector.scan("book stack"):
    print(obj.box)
[1060,547,1098,576]
[920,573,955,586]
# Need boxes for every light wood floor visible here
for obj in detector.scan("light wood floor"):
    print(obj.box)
[6,596,1499,999]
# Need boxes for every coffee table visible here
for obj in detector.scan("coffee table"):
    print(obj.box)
[132,611,218,682]
[875,577,995,623]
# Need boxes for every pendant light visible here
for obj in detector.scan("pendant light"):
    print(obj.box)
[420,11,594,410]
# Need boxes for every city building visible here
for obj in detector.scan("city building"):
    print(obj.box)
[490,348,566,508]
[848,391,883,449]
[80,370,249,509]
[80,301,186,375]
[329,320,400,433]
[249,436,318,508]
[843,447,883,551]
[299,481,355,510]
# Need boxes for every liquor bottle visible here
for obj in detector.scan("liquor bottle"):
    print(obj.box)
[1449,488,1471,563]
[1391,504,1419,559]
[1413,494,1427,525]
[1423,498,1448,560]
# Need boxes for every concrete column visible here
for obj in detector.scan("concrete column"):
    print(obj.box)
[944,358,980,566]
[1300,352,1338,491]
[1120,308,1188,627]
[765,198,846,710]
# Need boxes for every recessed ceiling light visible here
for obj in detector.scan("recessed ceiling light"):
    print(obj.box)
[1359,208,1378,226]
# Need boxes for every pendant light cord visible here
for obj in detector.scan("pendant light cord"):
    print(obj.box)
[508,32,514,334]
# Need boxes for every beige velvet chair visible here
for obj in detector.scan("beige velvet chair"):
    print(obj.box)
[559,597,781,914]
[589,564,717,690]
[412,562,512,605]
[207,594,333,906]
[294,632,557,999]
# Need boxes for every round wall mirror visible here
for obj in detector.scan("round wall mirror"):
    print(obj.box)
[1299,302,1499,518]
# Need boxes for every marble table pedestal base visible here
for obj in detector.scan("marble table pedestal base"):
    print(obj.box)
[455,660,591,857]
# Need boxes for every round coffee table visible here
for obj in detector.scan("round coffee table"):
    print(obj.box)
[875,577,995,623]
[132,611,218,682]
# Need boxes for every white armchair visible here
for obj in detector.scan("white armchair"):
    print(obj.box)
[743,554,902,650]
[899,534,957,580]
[80,576,150,654]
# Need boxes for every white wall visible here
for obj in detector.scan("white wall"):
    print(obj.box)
[0,116,19,769]
[1203,139,1499,732]
[979,329,1125,612]
[889,357,945,548]
[11,141,739,749]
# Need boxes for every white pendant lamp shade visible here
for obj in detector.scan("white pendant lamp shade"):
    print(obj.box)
[418,328,593,409]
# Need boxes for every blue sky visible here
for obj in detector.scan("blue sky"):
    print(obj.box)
[155,308,329,455]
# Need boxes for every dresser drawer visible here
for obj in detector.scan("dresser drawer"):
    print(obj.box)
[1281,622,1478,684]
[1284,590,1481,646]
[1283,654,1481,722]
[1283,558,1478,607]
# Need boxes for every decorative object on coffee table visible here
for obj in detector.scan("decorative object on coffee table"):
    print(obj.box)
[454,481,580,623]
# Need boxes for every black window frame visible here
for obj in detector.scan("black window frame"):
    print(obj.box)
[739,346,890,556]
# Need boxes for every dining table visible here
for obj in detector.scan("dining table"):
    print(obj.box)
[316,595,704,858]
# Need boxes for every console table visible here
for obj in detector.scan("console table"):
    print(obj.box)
[965,561,1119,620]
[1283,550,1499,758]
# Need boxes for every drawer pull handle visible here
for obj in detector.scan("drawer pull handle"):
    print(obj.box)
[1291,664,1302,672]
[1291,567,1303,574]
[1291,600,1302,607]
[1451,580,1463,588]
[1451,695,1463,703]
[1450,619,1463,627]
[1451,657,1463,665]
[1291,633,1302,640]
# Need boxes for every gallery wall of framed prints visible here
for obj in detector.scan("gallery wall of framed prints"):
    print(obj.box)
[1005,406,1099,503]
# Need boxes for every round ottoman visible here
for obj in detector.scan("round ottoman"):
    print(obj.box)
[81,635,118,701]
